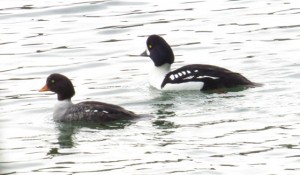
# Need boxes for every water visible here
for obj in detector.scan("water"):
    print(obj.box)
[1,0,300,174]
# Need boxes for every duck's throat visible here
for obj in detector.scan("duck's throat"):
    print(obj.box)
[148,64,171,89]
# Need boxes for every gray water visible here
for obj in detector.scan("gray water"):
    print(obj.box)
[1,0,300,174]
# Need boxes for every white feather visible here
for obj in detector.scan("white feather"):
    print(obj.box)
[53,99,73,121]
[148,64,170,90]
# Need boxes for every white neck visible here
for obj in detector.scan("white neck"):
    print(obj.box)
[53,99,73,121]
[148,63,171,90]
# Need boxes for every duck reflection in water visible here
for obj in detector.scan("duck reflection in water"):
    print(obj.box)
[46,120,134,157]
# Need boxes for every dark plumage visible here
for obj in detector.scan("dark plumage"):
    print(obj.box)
[143,35,261,91]
[161,64,258,90]
[39,73,138,122]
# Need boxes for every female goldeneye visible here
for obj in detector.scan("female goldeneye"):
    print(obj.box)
[142,34,260,91]
[39,73,138,122]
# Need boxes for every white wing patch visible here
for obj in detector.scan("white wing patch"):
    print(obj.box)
[186,76,194,80]
[170,74,175,80]
[168,69,219,81]
[83,107,110,114]
[161,67,224,90]
[169,70,192,80]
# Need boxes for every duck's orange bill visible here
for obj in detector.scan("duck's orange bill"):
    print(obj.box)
[39,84,49,92]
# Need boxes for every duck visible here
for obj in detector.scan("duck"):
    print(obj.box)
[141,34,260,91]
[39,73,139,122]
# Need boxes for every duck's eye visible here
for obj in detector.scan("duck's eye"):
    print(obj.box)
[51,79,55,84]
[148,44,152,49]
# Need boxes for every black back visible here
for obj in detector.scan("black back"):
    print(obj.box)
[66,101,138,122]
[161,64,259,90]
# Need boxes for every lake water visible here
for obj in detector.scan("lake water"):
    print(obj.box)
[1,0,300,174]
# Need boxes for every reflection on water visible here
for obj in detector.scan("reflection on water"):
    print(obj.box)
[150,92,178,129]
[1,0,300,174]
[56,123,77,149]
[53,120,134,150]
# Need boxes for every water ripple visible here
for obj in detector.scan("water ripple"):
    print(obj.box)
[1,0,300,175]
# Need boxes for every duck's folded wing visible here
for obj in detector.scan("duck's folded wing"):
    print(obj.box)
[67,101,137,122]
[161,64,254,89]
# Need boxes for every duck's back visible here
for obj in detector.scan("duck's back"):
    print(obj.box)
[64,101,138,122]
[162,64,259,91]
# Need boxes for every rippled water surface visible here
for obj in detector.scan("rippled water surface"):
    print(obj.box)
[1,0,300,174]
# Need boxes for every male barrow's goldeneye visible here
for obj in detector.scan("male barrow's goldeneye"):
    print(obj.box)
[142,35,260,91]
[39,73,139,122]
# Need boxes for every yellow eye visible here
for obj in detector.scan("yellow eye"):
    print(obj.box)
[148,44,152,49]
[51,79,55,83]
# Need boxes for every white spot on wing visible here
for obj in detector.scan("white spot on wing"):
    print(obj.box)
[196,75,219,79]
[185,76,194,80]
[178,72,182,76]
[170,74,175,80]
[187,70,191,74]
[103,111,109,114]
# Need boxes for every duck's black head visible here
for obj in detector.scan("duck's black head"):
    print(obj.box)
[40,73,75,101]
[146,35,174,67]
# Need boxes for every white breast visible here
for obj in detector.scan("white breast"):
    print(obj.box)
[53,99,73,121]
[148,64,204,91]
[148,64,170,90]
